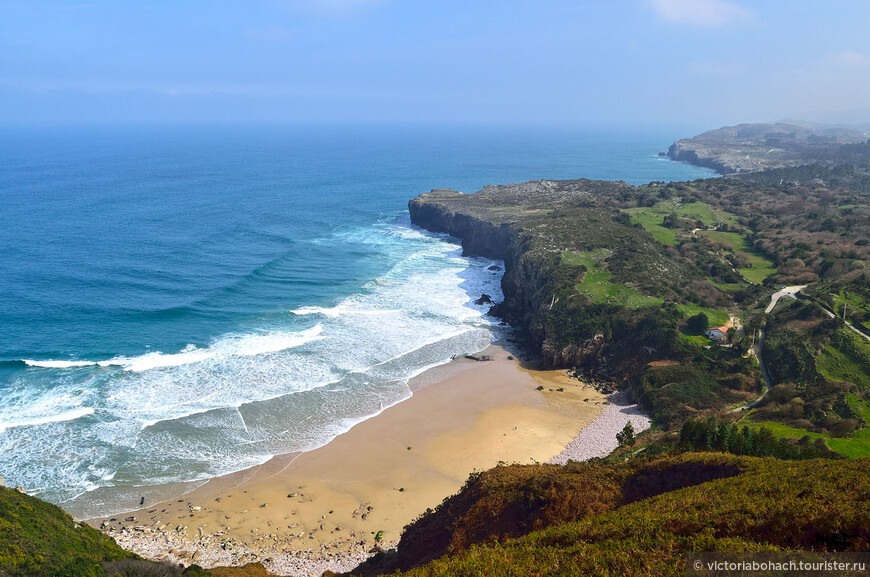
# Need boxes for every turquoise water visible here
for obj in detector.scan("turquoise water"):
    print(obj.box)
[0,125,715,515]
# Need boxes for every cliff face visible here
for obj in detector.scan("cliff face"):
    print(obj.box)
[408,189,548,346]
[408,184,623,369]
[407,178,708,373]
[408,189,514,260]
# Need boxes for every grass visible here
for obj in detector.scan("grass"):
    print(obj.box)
[740,415,870,458]
[740,418,827,441]
[832,288,870,331]
[815,328,870,389]
[562,250,663,308]
[681,334,711,346]
[676,304,731,327]
[623,201,740,248]
[700,230,777,283]
[0,486,134,576]
[827,430,870,459]
[846,393,870,423]
[622,208,679,245]
[711,280,745,292]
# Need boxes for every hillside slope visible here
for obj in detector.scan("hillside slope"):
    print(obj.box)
[347,453,870,576]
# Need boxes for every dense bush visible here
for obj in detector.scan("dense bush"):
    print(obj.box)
[352,454,870,576]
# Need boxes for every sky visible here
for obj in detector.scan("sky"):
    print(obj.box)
[1,0,870,128]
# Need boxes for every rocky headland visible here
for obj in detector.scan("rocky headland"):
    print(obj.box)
[667,122,869,174]
[409,179,694,375]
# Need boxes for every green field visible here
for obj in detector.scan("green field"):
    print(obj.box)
[623,201,739,247]
[832,288,870,332]
[622,208,679,245]
[680,334,711,346]
[741,415,870,458]
[562,250,663,308]
[699,230,777,283]
[711,280,744,292]
[828,430,870,459]
[816,328,870,389]
[846,394,870,423]
[676,303,731,327]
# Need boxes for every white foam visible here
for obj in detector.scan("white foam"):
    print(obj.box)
[217,324,324,357]
[6,221,509,511]
[0,406,95,434]
[292,305,402,318]
[95,325,325,372]
[23,359,97,368]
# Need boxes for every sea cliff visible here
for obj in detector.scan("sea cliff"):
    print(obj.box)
[408,179,678,371]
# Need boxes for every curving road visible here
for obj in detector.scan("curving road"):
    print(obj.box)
[731,286,805,413]
[764,285,806,314]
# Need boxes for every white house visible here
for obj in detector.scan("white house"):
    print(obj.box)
[704,325,730,342]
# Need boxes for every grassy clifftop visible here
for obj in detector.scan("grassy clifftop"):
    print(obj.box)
[409,179,763,430]
[409,171,869,440]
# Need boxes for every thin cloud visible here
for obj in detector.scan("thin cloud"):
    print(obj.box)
[829,50,870,68]
[647,0,754,26]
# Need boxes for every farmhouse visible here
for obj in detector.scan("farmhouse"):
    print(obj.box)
[704,325,730,342]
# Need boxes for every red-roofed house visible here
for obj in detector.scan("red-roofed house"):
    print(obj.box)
[704,325,730,342]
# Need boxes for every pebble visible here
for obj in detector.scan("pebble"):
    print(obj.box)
[549,390,651,464]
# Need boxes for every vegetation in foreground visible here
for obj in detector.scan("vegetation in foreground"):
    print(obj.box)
[346,453,870,576]
[0,484,276,577]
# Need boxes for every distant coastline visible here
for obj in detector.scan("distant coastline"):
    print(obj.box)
[666,121,870,175]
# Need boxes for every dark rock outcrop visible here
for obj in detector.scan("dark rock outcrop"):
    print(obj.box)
[474,293,492,305]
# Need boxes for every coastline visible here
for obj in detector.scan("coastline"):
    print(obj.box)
[86,344,626,576]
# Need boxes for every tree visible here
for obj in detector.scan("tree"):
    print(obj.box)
[662,212,681,228]
[687,312,710,334]
[616,422,636,448]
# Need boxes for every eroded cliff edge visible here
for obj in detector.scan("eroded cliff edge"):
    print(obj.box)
[408,179,698,372]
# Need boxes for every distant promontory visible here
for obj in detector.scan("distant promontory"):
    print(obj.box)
[667,122,869,174]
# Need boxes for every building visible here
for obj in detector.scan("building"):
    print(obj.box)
[704,325,730,342]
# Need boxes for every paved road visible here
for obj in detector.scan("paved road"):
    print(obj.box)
[732,286,806,413]
[733,285,870,413]
[818,304,870,342]
[764,285,807,314]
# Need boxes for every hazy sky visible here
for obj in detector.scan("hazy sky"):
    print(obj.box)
[2,0,869,128]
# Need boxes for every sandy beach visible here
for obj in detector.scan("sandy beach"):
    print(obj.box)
[88,346,619,576]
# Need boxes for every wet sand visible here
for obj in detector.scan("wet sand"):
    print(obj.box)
[88,346,608,576]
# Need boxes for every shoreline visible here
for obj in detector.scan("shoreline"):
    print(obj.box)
[86,343,619,576]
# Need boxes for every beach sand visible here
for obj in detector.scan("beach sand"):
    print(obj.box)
[88,346,608,576]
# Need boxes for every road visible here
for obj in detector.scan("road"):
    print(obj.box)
[764,285,807,314]
[729,327,771,413]
[732,285,870,413]
[731,286,805,413]
[817,304,870,342]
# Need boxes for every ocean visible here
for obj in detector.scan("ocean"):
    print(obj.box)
[0,125,715,517]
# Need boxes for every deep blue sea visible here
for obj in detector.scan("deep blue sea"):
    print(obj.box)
[0,125,715,516]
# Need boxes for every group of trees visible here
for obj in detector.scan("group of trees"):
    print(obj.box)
[679,417,830,460]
